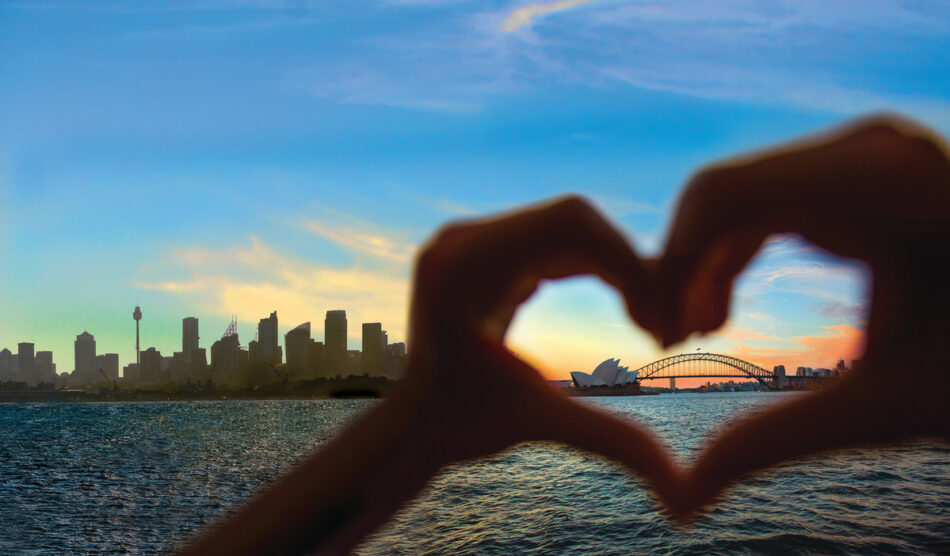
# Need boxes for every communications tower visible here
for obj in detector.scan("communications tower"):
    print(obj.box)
[133,305,142,365]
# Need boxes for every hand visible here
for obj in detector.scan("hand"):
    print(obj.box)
[399,194,681,509]
[180,196,682,555]
[655,113,950,518]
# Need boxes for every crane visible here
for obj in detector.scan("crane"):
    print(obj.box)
[271,364,288,385]
[98,368,118,392]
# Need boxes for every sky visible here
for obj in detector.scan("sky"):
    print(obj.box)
[2,0,949,382]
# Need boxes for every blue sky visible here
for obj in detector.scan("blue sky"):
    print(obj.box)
[2,0,949,378]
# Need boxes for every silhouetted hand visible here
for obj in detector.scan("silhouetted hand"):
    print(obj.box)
[180,197,681,555]
[401,195,676,466]
[655,114,950,518]
[181,114,950,554]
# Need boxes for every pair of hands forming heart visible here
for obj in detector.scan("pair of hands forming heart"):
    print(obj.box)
[181,114,950,555]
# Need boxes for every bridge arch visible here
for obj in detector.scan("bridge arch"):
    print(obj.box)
[633,352,774,386]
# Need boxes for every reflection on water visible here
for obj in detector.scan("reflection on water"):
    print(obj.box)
[1,394,948,554]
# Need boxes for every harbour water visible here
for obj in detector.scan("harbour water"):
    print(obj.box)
[1,393,949,554]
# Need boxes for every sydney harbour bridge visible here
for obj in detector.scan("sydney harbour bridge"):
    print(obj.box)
[632,352,777,388]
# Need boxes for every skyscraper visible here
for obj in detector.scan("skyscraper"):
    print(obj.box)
[35,351,55,383]
[258,311,279,364]
[95,353,120,381]
[308,340,325,376]
[324,310,347,374]
[211,322,243,387]
[285,322,311,378]
[0,348,13,381]
[140,347,163,383]
[74,331,96,381]
[182,317,199,362]
[17,342,35,385]
[361,323,383,376]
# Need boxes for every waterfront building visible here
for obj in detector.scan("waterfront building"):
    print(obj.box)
[361,323,384,376]
[190,348,208,382]
[285,322,311,379]
[570,358,639,388]
[17,342,35,385]
[388,342,406,358]
[346,350,361,375]
[325,310,347,374]
[167,352,188,383]
[308,340,325,377]
[182,317,199,363]
[257,311,279,365]
[94,353,119,381]
[35,351,56,383]
[123,363,140,381]
[0,348,12,381]
[74,331,96,382]
[140,347,163,383]
[386,342,407,378]
[211,332,243,386]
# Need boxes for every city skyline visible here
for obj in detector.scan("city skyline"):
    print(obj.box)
[3,1,947,381]
[0,306,405,384]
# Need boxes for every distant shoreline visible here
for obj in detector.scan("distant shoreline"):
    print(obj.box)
[0,376,393,403]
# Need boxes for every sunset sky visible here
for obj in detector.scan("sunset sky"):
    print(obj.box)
[2,1,949,381]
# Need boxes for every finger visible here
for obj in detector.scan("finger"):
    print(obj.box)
[675,368,916,521]
[659,114,950,345]
[412,195,661,342]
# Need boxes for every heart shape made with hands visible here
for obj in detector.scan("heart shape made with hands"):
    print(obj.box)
[178,115,950,556]
[407,115,950,524]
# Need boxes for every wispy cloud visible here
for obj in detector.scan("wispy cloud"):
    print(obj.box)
[714,325,778,343]
[729,325,865,370]
[134,236,411,341]
[305,220,416,264]
[501,0,601,32]
[277,0,950,121]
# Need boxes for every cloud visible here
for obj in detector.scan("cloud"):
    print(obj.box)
[501,0,601,32]
[723,325,865,370]
[134,236,411,343]
[714,325,778,343]
[305,220,416,264]
[812,300,867,327]
[277,0,950,123]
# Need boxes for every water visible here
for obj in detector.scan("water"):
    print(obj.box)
[1,393,949,554]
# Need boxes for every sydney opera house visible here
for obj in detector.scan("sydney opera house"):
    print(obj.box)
[570,358,640,388]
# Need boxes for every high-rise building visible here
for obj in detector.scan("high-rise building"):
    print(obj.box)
[258,311,279,364]
[211,330,242,386]
[17,342,35,385]
[388,342,406,358]
[308,340,325,376]
[0,348,13,381]
[385,342,407,378]
[285,322,311,378]
[74,331,96,381]
[140,347,163,383]
[190,348,208,382]
[361,323,384,376]
[325,310,347,374]
[182,317,199,363]
[35,351,56,383]
[123,363,140,381]
[95,353,120,381]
